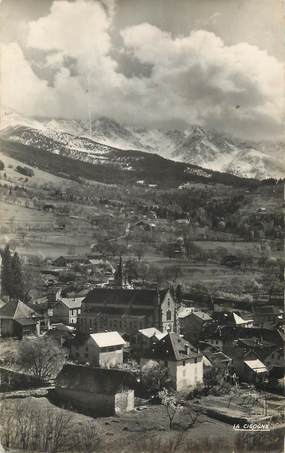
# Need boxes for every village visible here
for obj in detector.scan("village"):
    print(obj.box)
[0,0,285,450]
[0,241,284,453]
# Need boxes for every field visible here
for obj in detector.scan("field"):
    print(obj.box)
[1,394,284,453]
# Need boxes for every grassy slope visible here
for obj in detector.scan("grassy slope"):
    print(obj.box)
[0,138,258,189]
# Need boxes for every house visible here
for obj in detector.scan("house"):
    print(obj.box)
[180,310,212,345]
[242,358,269,384]
[223,339,269,385]
[253,305,283,327]
[140,332,203,391]
[177,306,196,326]
[46,323,75,346]
[78,288,176,335]
[0,300,41,338]
[199,342,232,375]
[235,338,284,373]
[70,331,126,367]
[52,297,84,325]
[130,327,166,355]
[52,256,90,268]
[55,364,135,416]
[213,311,253,328]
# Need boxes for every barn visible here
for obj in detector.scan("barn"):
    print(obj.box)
[55,364,136,416]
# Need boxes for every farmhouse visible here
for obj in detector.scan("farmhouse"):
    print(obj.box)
[141,332,203,391]
[52,297,84,325]
[70,331,126,367]
[213,311,253,328]
[78,288,176,335]
[55,364,135,416]
[130,327,166,355]
[0,299,41,338]
[180,310,212,345]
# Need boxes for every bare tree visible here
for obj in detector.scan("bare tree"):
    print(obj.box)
[17,336,66,381]
[73,421,101,453]
[158,389,181,430]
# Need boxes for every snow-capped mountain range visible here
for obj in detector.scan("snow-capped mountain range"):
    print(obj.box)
[0,108,284,179]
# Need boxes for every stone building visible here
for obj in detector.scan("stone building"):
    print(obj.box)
[0,299,41,338]
[70,331,126,367]
[141,332,203,391]
[55,364,135,416]
[78,288,176,335]
[52,297,84,325]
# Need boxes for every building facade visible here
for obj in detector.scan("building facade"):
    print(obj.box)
[78,288,176,335]
[55,364,135,416]
[141,332,203,391]
[70,331,126,367]
[52,297,83,325]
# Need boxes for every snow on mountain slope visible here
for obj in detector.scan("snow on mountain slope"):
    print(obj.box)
[0,109,283,179]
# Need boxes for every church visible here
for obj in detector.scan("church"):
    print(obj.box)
[78,259,176,335]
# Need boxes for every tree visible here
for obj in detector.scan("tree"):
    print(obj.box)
[1,244,12,297]
[74,421,101,453]
[16,337,66,381]
[159,389,181,430]
[141,363,170,395]
[11,252,24,300]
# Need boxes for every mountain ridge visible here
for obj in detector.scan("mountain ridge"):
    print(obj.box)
[0,108,283,180]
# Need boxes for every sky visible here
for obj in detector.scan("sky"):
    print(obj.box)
[0,0,284,140]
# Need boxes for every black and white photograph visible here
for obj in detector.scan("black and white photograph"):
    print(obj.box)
[0,1,284,452]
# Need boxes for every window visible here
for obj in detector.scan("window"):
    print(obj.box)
[194,358,197,364]
[182,360,185,366]
[166,310,172,321]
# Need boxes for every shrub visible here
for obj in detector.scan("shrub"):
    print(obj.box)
[15,165,34,177]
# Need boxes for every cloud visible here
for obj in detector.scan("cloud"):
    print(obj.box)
[1,1,284,140]
[121,24,284,138]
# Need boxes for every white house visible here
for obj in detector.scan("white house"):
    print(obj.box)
[140,332,203,391]
[71,331,126,368]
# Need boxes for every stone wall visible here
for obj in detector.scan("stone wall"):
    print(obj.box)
[115,390,134,414]
[54,388,115,416]
[0,367,43,391]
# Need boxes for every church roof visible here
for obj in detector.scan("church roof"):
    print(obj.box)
[83,288,169,308]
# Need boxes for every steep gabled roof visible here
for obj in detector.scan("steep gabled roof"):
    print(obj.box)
[233,312,253,325]
[244,359,268,374]
[83,288,169,308]
[60,297,84,309]
[0,300,40,320]
[90,331,126,348]
[143,332,199,361]
[56,364,136,394]
[192,311,212,321]
[138,327,166,340]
